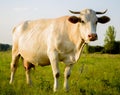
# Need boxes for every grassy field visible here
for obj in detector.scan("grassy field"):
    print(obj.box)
[0,51,120,95]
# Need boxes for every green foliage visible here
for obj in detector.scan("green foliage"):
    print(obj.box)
[115,41,120,53]
[84,44,104,53]
[1,51,120,95]
[103,41,120,54]
[104,26,116,44]
[0,43,11,51]
[104,26,118,54]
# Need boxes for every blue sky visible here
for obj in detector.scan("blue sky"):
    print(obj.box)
[0,0,120,46]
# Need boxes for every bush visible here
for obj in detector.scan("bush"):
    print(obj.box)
[84,44,104,53]
[0,43,11,51]
[103,41,120,54]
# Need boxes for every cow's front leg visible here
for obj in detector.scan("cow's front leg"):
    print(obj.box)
[64,64,73,91]
[48,51,59,92]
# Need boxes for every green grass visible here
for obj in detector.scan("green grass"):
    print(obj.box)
[0,51,120,95]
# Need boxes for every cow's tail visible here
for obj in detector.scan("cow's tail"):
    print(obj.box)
[12,27,16,34]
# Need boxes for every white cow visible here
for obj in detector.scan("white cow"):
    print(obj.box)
[9,9,110,92]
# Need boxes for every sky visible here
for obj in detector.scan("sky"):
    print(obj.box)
[0,0,120,46]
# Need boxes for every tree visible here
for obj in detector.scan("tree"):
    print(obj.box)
[104,26,116,53]
[0,43,11,51]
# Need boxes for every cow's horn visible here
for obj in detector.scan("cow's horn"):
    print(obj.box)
[96,9,108,14]
[69,10,80,14]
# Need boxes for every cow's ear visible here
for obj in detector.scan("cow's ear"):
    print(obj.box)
[68,16,79,24]
[98,16,110,24]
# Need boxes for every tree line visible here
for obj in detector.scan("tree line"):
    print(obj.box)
[0,43,11,51]
[84,26,120,54]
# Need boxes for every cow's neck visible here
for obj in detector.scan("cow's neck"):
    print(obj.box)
[75,39,86,61]
[68,23,86,61]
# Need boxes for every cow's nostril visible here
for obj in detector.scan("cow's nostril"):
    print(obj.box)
[95,34,97,38]
[88,34,97,41]
[88,34,97,38]
[88,34,92,38]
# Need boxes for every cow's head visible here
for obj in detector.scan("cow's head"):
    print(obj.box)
[68,9,110,43]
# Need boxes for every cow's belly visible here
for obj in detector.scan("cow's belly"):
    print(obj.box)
[19,48,50,66]
[19,34,50,66]
[33,54,50,66]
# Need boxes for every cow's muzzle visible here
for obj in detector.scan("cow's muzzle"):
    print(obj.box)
[88,34,97,41]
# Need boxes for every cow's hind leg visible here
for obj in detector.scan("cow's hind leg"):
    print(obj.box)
[23,59,35,85]
[9,54,20,84]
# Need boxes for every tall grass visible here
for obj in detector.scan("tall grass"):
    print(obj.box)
[0,51,120,95]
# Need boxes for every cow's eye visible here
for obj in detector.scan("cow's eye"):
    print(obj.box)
[95,21,98,24]
[81,20,85,24]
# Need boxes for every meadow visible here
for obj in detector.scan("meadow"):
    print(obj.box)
[0,51,120,95]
